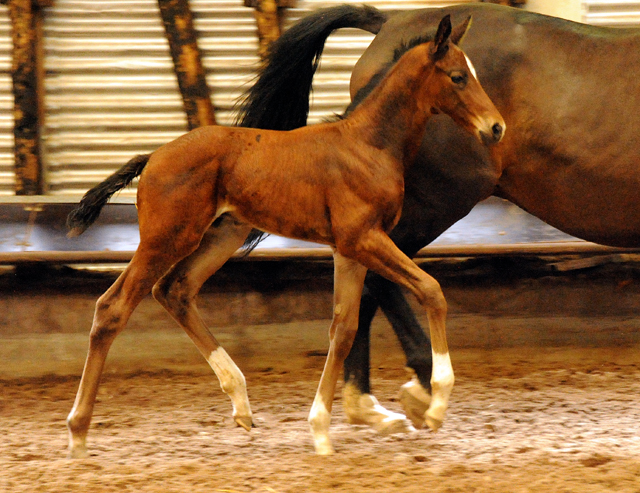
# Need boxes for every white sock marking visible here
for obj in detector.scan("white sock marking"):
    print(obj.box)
[309,396,334,455]
[208,347,251,419]
[429,351,455,425]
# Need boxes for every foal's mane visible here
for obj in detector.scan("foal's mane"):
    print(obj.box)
[345,33,436,117]
[392,34,435,62]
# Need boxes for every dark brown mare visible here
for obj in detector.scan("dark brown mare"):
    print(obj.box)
[235,2,640,431]
[65,15,504,457]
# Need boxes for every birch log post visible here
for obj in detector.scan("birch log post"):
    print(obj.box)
[244,0,295,59]
[158,0,216,129]
[7,0,44,194]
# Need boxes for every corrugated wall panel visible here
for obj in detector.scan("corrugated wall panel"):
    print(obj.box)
[42,0,480,196]
[19,0,640,196]
[42,1,185,195]
[0,1,625,196]
[583,0,640,26]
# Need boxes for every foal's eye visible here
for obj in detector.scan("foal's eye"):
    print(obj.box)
[451,74,466,85]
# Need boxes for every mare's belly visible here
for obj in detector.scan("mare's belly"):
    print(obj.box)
[498,164,640,248]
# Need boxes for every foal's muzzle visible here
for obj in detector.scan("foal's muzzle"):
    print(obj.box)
[480,122,505,146]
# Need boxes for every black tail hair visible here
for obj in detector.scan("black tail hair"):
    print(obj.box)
[66,154,150,237]
[236,4,386,131]
[236,4,388,250]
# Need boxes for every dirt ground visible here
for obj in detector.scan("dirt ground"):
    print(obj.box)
[2,347,640,493]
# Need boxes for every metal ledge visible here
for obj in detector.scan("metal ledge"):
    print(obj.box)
[0,242,639,265]
[1,196,637,264]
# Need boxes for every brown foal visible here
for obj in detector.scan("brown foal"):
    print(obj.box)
[66,15,504,457]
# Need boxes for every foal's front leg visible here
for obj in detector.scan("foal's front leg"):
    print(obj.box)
[347,230,454,432]
[309,252,368,455]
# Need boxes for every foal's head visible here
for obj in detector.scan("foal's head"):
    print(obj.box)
[424,15,505,146]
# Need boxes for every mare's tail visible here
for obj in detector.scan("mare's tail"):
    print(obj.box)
[66,154,150,237]
[236,4,387,249]
[236,4,387,131]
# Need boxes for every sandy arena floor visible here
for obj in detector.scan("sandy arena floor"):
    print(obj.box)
[2,346,640,493]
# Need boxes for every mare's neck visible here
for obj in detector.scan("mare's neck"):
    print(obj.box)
[346,46,436,168]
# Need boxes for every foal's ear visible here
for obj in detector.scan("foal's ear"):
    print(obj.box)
[450,16,472,46]
[430,14,452,61]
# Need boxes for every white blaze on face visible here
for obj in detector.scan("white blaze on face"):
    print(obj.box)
[464,53,479,80]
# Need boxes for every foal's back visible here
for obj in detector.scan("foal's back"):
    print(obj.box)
[144,121,404,247]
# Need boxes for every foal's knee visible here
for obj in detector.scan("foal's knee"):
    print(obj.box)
[415,277,447,315]
[330,313,360,362]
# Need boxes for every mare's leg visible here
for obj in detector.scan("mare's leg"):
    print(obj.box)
[344,285,375,395]
[67,236,207,458]
[309,252,367,455]
[153,215,254,430]
[369,274,433,388]
[342,284,413,434]
[367,273,434,428]
[343,230,453,431]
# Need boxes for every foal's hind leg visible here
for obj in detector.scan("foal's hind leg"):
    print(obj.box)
[67,244,200,458]
[153,215,254,430]
[68,176,220,458]
[309,252,368,455]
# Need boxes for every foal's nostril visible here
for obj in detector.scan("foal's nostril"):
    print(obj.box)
[492,123,503,141]
[479,122,505,146]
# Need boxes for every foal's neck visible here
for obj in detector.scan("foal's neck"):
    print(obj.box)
[346,45,436,168]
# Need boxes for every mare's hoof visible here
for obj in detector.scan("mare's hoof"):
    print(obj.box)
[373,415,415,435]
[234,415,253,431]
[343,385,413,434]
[398,377,431,429]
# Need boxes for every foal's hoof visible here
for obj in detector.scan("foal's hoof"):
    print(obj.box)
[343,384,414,435]
[67,446,89,460]
[398,376,431,429]
[314,440,335,456]
[234,415,254,431]
[424,414,443,432]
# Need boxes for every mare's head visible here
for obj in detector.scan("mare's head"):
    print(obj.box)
[425,15,505,146]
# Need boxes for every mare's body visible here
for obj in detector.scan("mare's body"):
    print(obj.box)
[236,3,640,428]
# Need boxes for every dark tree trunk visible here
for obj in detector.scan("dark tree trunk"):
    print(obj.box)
[158,0,216,129]
[244,0,295,59]
[8,0,43,195]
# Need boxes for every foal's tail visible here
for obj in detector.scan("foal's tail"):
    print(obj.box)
[66,154,150,237]
[236,4,387,131]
